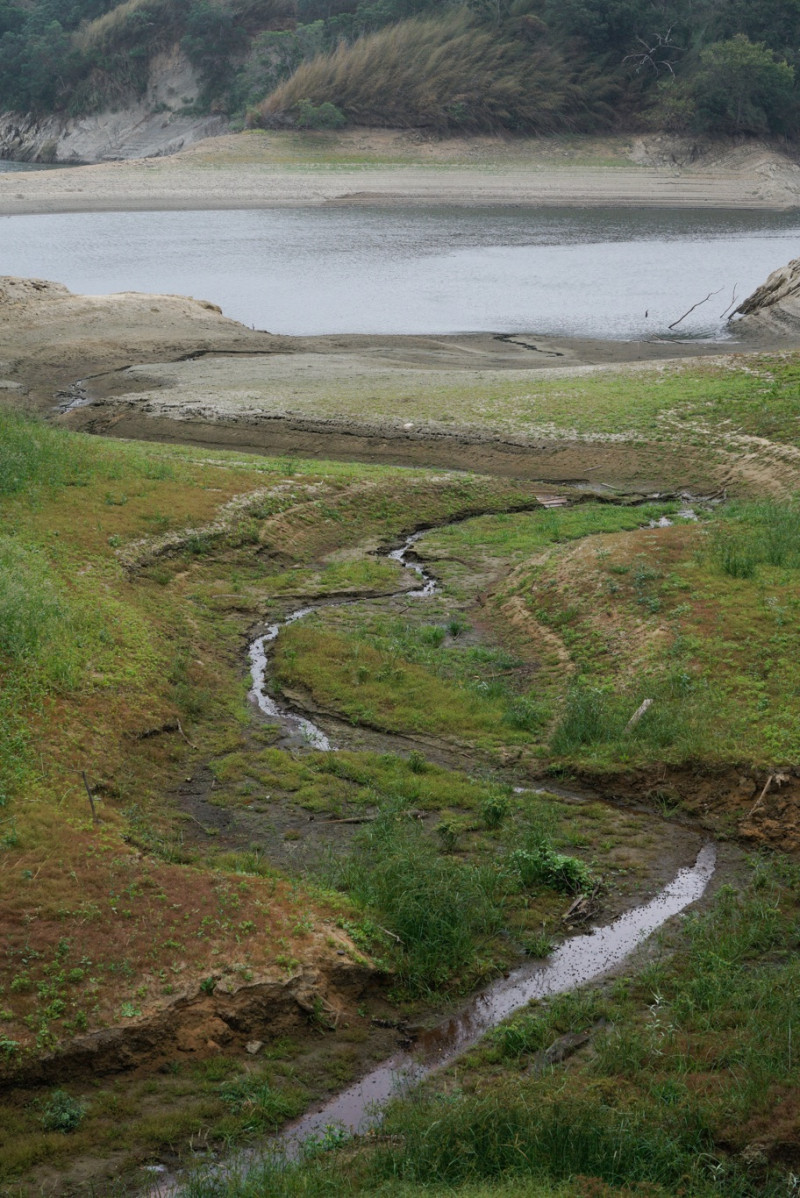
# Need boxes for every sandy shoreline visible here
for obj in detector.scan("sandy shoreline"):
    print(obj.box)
[2,130,800,214]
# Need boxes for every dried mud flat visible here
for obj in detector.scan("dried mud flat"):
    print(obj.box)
[2,275,794,500]
[2,129,800,214]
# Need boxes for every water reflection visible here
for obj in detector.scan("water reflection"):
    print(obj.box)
[2,206,799,338]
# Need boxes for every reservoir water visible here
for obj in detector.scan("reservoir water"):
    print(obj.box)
[2,204,799,338]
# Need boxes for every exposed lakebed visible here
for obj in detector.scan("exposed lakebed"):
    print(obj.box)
[4,205,800,339]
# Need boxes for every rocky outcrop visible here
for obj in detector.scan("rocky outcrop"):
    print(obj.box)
[0,107,227,164]
[0,47,227,163]
[731,257,800,335]
[0,276,286,410]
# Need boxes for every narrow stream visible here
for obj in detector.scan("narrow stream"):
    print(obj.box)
[247,529,438,748]
[279,842,715,1154]
[154,514,719,1194]
[153,843,715,1195]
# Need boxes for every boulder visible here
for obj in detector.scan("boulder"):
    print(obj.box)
[731,258,800,335]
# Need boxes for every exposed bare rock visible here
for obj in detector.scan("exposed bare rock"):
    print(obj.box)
[731,257,800,335]
[0,47,227,163]
[0,275,288,409]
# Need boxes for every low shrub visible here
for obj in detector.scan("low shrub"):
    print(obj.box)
[295,97,346,128]
[508,844,593,895]
[40,1090,85,1133]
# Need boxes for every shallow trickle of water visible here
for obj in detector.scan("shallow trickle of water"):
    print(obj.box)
[277,843,715,1153]
[248,621,332,751]
[247,532,437,747]
[152,843,715,1194]
[156,509,717,1195]
[386,532,437,597]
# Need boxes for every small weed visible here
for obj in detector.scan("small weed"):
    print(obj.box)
[447,617,470,638]
[407,750,427,773]
[481,790,509,829]
[218,1076,304,1131]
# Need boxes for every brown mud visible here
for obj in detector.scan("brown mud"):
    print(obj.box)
[63,405,714,492]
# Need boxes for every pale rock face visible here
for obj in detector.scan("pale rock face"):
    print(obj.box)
[732,257,800,335]
[0,46,227,163]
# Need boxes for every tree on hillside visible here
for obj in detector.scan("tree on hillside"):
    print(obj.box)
[690,34,795,134]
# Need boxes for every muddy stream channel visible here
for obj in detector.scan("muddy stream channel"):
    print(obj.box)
[152,512,716,1195]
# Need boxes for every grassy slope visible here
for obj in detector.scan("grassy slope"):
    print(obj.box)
[197,856,800,1198]
[2,363,800,1192]
[0,412,603,1187]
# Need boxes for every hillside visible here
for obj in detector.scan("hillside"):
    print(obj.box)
[2,0,800,156]
[3,276,800,1192]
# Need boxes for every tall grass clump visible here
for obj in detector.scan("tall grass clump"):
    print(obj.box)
[374,1091,725,1191]
[0,410,89,497]
[330,798,506,990]
[0,536,96,798]
[255,11,611,133]
[709,497,800,577]
[550,672,698,760]
[0,539,70,662]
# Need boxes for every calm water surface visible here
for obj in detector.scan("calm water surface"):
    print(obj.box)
[0,160,71,172]
[2,205,798,337]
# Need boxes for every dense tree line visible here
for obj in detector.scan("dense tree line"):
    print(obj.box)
[0,0,798,137]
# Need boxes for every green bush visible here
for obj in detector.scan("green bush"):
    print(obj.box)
[507,844,593,895]
[332,800,506,990]
[295,97,346,128]
[41,1090,86,1133]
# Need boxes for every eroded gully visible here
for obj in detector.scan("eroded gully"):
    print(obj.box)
[154,503,717,1194]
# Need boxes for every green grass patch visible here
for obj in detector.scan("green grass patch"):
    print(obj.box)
[177,858,800,1198]
[326,793,589,993]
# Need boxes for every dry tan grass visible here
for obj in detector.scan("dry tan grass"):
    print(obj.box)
[256,11,606,133]
[74,0,173,53]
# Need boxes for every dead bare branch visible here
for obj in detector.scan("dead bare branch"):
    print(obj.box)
[669,288,724,330]
[82,770,99,825]
[720,285,740,320]
[176,719,198,749]
[624,698,653,734]
[748,775,774,818]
